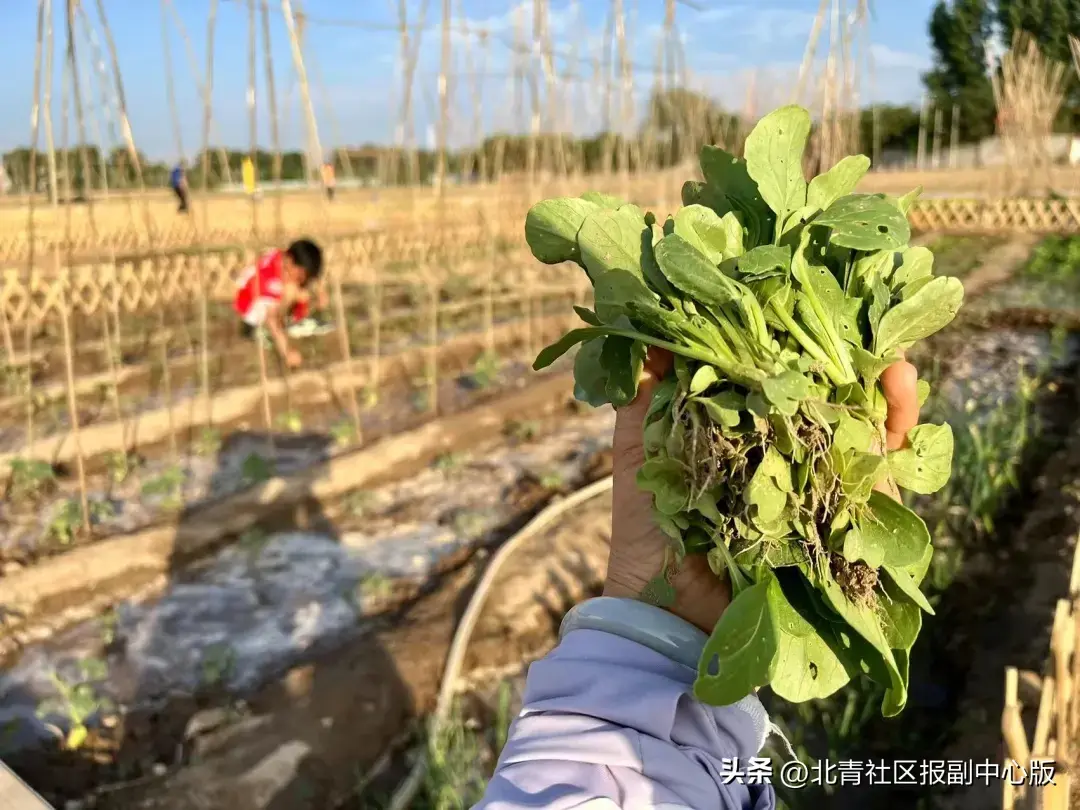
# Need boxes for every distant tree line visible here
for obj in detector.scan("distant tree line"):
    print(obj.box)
[0,89,931,196]
[926,0,1080,142]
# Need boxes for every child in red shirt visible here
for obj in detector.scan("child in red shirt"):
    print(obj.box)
[234,238,329,368]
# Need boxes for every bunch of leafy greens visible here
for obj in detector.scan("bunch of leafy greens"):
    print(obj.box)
[524,105,962,717]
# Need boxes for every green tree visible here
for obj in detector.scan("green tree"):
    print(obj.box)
[859,105,922,158]
[997,0,1080,129]
[924,0,998,142]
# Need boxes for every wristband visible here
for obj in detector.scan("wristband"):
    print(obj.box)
[559,596,708,672]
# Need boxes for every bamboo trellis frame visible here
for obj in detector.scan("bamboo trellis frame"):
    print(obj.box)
[1000,538,1080,810]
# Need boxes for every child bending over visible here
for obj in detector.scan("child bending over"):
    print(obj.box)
[234,238,331,369]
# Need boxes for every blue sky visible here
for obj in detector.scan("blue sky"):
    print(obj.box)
[0,1,939,161]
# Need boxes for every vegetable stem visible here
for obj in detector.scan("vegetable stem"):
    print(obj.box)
[769,303,851,385]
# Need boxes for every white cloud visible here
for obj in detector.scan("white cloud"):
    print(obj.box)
[870,43,930,71]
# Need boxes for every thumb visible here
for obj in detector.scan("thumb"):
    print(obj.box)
[882,360,919,451]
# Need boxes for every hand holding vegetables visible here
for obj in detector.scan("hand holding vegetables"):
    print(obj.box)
[605,347,922,640]
[524,105,962,717]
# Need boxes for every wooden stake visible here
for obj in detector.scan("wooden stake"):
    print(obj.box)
[435,0,451,194]
[280,0,323,180]
[1053,600,1072,761]
[917,94,929,170]
[932,105,944,170]
[43,0,59,206]
[1004,667,1032,764]
[950,103,960,169]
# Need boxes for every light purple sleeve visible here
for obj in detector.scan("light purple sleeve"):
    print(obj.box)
[475,628,777,810]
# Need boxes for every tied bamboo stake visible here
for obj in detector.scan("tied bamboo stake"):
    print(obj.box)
[281,0,361,441]
[1052,600,1072,762]
[426,269,439,416]
[21,0,49,468]
[1003,666,1031,810]
[56,4,91,537]
[66,0,123,439]
[196,0,218,427]
[245,0,274,445]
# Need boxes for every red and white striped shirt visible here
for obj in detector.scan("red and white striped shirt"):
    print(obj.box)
[233,249,309,326]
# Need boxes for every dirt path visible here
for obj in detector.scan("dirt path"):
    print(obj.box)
[960,234,1041,298]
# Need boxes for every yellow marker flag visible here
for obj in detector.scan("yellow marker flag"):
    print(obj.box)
[242,157,256,195]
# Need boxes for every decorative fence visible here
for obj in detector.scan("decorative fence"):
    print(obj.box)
[1000,544,1080,810]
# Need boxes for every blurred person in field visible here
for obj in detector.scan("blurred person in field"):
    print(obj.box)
[170,160,189,214]
[321,160,336,201]
[233,238,330,369]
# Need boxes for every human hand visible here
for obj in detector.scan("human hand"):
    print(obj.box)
[285,348,303,369]
[602,350,921,634]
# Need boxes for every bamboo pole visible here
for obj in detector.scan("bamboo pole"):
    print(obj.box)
[433,0,452,195]
[66,0,123,435]
[932,106,944,170]
[1052,600,1072,762]
[43,0,59,206]
[246,0,274,441]
[56,6,90,536]
[260,0,284,236]
[196,0,219,426]
[950,104,960,169]
[794,0,830,106]
[22,0,48,459]
[1003,667,1031,764]
[917,94,929,171]
[280,0,323,182]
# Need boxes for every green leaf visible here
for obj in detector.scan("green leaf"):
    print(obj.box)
[600,336,645,407]
[859,491,932,568]
[695,390,745,428]
[833,411,875,454]
[738,245,792,281]
[580,191,625,209]
[916,379,931,408]
[842,526,884,569]
[594,268,660,324]
[573,306,603,326]
[807,155,871,210]
[577,209,646,282]
[744,105,812,225]
[874,276,965,354]
[698,146,773,245]
[761,370,810,416]
[888,423,953,495]
[637,458,690,515]
[654,234,743,308]
[879,575,923,650]
[721,212,746,258]
[891,246,934,289]
[815,194,911,251]
[819,570,907,716]
[525,197,601,265]
[572,338,609,407]
[690,365,720,394]
[746,447,792,523]
[851,346,894,383]
[770,569,852,701]
[535,327,613,370]
[681,179,732,217]
[884,565,935,615]
[674,204,731,265]
[841,452,887,503]
[897,186,922,215]
[694,575,781,706]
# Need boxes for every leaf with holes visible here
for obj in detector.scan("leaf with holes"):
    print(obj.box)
[815,195,911,251]
[889,423,954,494]
[694,574,781,706]
[744,105,811,226]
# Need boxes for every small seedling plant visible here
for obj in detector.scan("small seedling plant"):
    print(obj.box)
[525,105,962,717]
[36,658,114,751]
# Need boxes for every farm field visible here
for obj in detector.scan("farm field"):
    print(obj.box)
[3,209,1080,809]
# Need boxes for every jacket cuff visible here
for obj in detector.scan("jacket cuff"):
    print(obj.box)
[559,596,770,755]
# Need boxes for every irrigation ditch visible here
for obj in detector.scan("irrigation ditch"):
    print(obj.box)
[6,231,1080,809]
